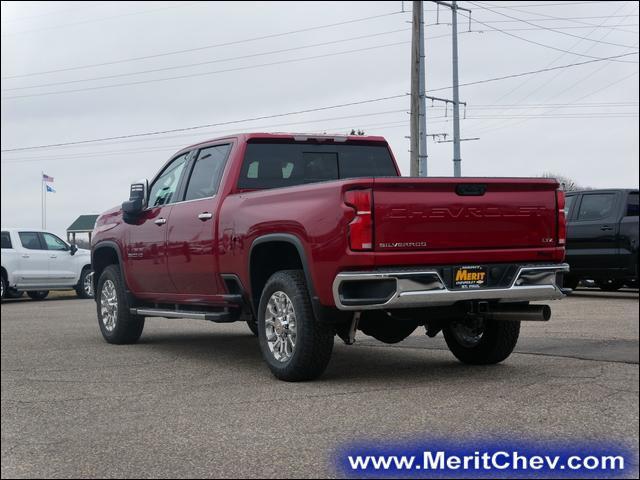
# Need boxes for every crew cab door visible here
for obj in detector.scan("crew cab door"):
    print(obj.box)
[166,143,231,295]
[126,152,190,294]
[566,191,622,272]
[14,232,51,287]
[41,232,77,287]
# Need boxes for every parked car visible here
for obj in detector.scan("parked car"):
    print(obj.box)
[92,133,568,381]
[563,189,639,291]
[1,228,93,300]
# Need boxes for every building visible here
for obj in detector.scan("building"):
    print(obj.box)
[66,214,99,244]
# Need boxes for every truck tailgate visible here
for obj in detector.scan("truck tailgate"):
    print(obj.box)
[373,177,559,251]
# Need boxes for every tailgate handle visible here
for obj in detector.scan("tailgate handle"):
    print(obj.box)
[456,184,486,196]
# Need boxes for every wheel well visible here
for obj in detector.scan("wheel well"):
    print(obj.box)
[92,247,119,285]
[1,266,6,281]
[249,241,303,309]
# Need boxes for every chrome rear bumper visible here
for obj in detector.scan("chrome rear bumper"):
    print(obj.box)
[332,264,570,311]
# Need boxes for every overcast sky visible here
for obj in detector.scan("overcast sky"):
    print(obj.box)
[1,0,638,238]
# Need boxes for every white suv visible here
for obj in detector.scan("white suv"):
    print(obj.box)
[1,228,93,301]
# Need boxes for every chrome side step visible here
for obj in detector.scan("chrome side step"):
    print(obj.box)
[130,308,233,322]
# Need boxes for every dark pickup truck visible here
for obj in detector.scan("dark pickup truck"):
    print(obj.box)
[92,133,569,381]
[564,189,639,291]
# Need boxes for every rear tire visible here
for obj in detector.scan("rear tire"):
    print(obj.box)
[0,275,6,300]
[27,290,49,300]
[596,279,623,292]
[562,274,579,291]
[443,317,520,365]
[257,270,334,381]
[96,265,144,344]
[75,267,94,299]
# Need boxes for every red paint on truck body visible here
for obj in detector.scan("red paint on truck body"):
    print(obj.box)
[93,133,565,309]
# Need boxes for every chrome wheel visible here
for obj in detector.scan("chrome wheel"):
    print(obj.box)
[450,317,485,347]
[265,291,297,362]
[100,280,118,332]
[83,271,94,297]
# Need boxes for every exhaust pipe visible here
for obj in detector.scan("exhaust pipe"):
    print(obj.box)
[486,304,551,322]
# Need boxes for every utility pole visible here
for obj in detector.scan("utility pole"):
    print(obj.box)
[409,0,421,177]
[417,1,427,177]
[451,0,462,177]
[433,1,471,177]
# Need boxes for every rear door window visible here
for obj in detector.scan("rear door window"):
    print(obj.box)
[19,232,44,250]
[1,232,12,249]
[238,142,397,190]
[184,144,231,201]
[577,193,617,221]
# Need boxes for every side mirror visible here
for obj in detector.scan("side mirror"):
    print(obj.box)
[122,179,148,224]
[69,244,78,255]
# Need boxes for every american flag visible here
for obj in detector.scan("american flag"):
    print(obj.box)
[42,173,54,183]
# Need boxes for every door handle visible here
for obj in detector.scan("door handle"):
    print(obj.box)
[22,254,29,258]
[198,212,213,221]
[600,225,613,231]
[50,255,57,259]
[154,218,167,226]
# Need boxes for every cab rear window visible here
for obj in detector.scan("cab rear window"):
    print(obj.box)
[237,141,398,190]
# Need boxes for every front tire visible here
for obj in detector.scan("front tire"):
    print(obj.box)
[27,290,49,300]
[443,317,520,365]
[246,316,259,336]
[257,270,334,381]
[75,267,94,299]
[96,265,144,344]
[0,275,6,300]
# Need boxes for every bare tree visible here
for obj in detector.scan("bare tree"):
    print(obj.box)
[349,129,366,136]
[541,172,584,191]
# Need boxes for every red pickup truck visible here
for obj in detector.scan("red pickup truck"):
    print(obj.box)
[92,133,568,381]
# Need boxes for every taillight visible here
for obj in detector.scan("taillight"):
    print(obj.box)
[556,189,566,246]
[344,189,373,250]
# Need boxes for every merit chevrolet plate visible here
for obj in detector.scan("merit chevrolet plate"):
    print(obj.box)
[454,265,488,289]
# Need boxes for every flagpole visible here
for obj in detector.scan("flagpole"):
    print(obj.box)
[44,179,47,230]
[41,172,44,229]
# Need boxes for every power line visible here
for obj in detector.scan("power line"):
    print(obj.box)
[468,1,637,48]
[1,119,421,164]
[1,11,405,80]
[468,5,638,33]
[1,28,411,92]
[11,22,631,93]
[466,113,638,118]
[1,1,202,36]
[457,10,638,63]
[465,1,636,133]
[457,1,627,10]
[6,101,630,154]
[3,49,638,151]
[1,1,112,24]
[469,70,640,136]
[466,14,638,24]
[0,94,408,152]
[1,40,410,100]
[425,51,638,92]
[473,24,639,33]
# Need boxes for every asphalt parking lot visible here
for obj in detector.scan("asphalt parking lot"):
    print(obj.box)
[2,289,638,478]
